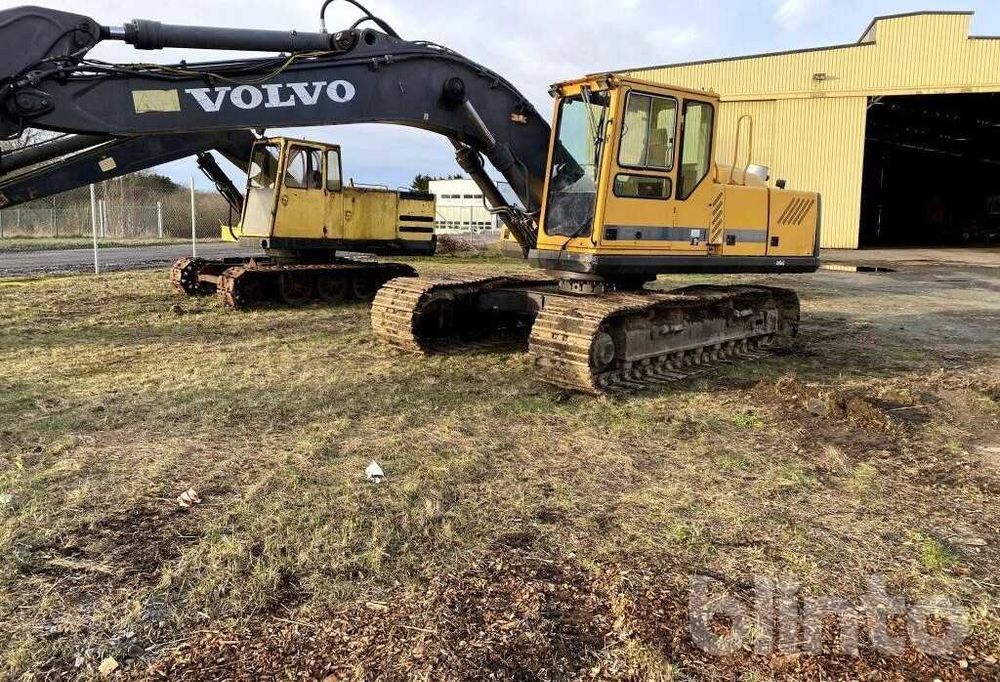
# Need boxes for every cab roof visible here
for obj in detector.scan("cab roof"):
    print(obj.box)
[550,73,719,100]
[262,136,341,150]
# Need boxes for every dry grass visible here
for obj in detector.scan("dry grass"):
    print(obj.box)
[0,259,998,678]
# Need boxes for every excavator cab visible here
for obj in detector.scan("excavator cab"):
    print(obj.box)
[531,75,820,291]
[171,136,434,308]
[230,137,436,256]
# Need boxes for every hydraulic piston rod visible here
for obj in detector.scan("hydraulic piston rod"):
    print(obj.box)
[104,20,352,53]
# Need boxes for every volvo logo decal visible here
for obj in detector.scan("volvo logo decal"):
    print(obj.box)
[183,80,356,112]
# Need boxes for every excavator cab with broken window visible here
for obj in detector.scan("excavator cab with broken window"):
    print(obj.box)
[173,136,436,308]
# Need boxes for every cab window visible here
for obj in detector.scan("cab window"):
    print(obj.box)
[248,143,279,189]
[677,101,715,199]
[284,146,323,190]
[326,149,342,191]
[614,173,672,200]
[619,92,677,170]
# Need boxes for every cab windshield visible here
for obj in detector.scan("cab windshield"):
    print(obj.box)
[248,143,280,189]
[242,142,281,236]
[543,90,610,238]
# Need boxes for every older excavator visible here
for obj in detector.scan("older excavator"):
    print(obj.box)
[0,129,436,311]
[0,2,820,393]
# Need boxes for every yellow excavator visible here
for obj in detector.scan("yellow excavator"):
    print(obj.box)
[372,75,818,393]
[0,4,819,393]
[170,136,436,309]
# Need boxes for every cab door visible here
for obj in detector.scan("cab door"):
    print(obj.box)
[599,89,717,254]
[599,88,685,250]
[273,144,326,240]
[240,141,281,239]
[323,147,345,240]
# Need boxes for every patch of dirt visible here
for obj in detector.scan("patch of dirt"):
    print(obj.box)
[533,505,568,525]
[435,235,483,255]
[144,547,613,680]
[614,574,998,680]
[140,548,999,680]
[760,372,997,440]
[750,372,1000,499]
[26,498,207,586]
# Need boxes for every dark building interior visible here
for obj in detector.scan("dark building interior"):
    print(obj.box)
[860,92,1000,247]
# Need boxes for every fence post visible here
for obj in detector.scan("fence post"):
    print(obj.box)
[0,209,3,238]
[51,198,57,237]
[156,201,163,239]
[17,208,21,232]
[90,184,100,274]
[190,177,197,257]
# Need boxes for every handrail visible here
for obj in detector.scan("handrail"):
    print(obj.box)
[729,114,755,186]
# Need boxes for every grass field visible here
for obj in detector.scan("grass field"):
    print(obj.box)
[1,256,998,679]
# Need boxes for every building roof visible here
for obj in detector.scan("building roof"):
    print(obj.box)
[615,11,989,75]
[857,10,971,43]
[618,11,1000,102]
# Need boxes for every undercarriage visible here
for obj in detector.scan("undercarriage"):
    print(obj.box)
[171,256,417,310]
[371,275,800,394]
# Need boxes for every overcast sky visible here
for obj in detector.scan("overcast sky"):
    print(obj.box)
[12,0,1000,189]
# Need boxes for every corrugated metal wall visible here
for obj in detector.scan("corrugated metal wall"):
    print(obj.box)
[714,98,867,247]
[626,13,1000,248]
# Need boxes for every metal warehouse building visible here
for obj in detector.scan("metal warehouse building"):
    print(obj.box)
[623,11,1000,248]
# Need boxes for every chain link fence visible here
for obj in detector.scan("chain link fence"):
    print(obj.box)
[0,177,233,240]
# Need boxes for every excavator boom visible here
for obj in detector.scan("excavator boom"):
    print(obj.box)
[0,6,553,251]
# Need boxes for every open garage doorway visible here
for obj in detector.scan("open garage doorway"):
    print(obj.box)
[860,92,1000,247]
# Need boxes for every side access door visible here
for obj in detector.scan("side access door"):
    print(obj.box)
[322,146,345,240]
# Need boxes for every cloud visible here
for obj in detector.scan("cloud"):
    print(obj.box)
[773,0,823,31]
[646,25,705,52]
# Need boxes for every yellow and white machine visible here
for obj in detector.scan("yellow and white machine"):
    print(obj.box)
[172,137,436,309]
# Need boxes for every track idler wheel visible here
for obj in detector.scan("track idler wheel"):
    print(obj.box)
[170,258,208,296]
[218,267,266,310]
[278,271,314,306]
[589,332,616,372]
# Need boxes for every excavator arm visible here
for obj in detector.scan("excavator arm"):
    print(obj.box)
[0,6,558,252]
[0,130,256,212]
